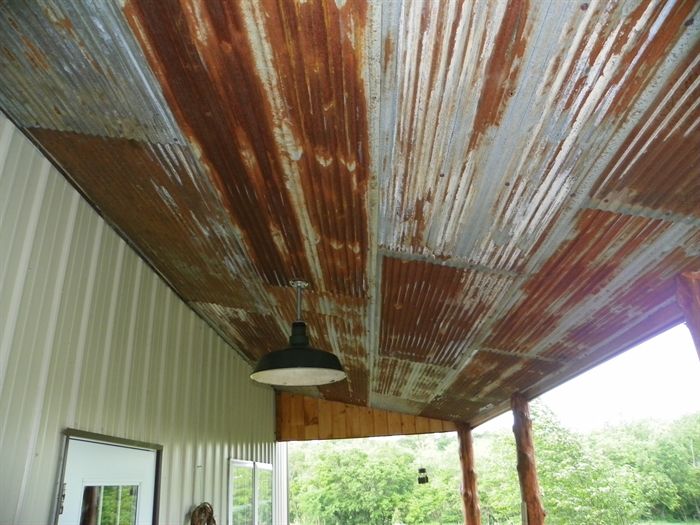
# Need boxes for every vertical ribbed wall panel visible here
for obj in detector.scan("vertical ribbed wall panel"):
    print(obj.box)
[0,115,280,524]
[273,442,289,525]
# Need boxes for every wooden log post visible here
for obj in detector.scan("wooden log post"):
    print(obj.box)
[456,423,481,525]
[677,271,700,361]
[511,393,546,525]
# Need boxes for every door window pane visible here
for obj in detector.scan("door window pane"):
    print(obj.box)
[79,485,139,525]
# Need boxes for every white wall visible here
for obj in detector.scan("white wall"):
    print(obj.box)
[0,114,286,524]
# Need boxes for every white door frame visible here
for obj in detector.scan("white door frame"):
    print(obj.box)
[54,429,162,525]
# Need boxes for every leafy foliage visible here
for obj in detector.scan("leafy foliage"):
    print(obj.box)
[289,409,700,525]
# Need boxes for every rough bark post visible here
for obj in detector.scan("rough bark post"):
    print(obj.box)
[511,393,546,525]
[677,271,700,361]
[456,423,481,525]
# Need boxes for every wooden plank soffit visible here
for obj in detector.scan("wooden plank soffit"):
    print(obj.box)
[276,392,455,441]
[677,271,700,360]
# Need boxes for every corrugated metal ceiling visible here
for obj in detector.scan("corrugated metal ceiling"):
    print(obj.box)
[1,0,698,426]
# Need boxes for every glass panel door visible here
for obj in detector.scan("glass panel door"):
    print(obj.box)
[58,438,157,525]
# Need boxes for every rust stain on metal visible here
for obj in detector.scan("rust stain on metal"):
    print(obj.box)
[259,0,371,297]
[29,128,259,310]
[194,304,288,363]
[373,358,445,404]
[607,0,696,116]
[380,257,508,367]
[435,351,521,406]
[375,358,412,398]
[125,0,313,287]
[19,35,49,70]
[486,210,677,354]
[125,0,370,298]
[540,242,699,363]
[421,397,484,424]
[490,359,561,400]
[592,39,700,217]
[468,0,529,152]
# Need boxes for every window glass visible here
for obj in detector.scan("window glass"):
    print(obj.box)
[231,462,254,525]
[230,460,273,525]
[255,466,272,525]
[79,485,139,525]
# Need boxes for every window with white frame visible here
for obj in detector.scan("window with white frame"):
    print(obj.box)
[229,460,273,525]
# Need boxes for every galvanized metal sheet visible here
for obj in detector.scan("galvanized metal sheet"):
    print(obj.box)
[0,0,698,427]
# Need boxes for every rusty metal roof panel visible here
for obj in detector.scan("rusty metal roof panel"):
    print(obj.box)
[590,48,700,219]
[486,210,698,354]
[378,0,699,272]
[26,128,268,307]
[124,0,373,298]
[374,357,447,404]
[379,256,515,367]
[0,0,698,426]
[0,1,182,142]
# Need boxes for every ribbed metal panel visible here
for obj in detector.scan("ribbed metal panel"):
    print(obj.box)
[273,442,289,525]
[0,115,279,525]
[378,0,699,267]
[0,1,182,142]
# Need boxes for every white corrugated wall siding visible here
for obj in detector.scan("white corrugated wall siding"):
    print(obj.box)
[0,114,287,525]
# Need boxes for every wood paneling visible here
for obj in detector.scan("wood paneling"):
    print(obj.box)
[276,393,455,441]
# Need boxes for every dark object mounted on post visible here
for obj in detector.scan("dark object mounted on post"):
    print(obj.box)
[417,467,429,484]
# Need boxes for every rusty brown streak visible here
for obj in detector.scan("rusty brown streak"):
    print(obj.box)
[28,130,257,310]
[538,230,700,367]
[593,39,700,218]
[486,210,675,354]
[124,0,312,287]
[441,350,520,399]
[380,257,491,367]
[307,305,369,406]
[468,0,529,152]
[259,0,371,298]
[605,0,696,116]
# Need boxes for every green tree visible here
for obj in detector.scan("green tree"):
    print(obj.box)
[531,405,648,525]
[476,404,649,525]
[589,413,700,521]
[289,410,700,525]
[290,443,414,525]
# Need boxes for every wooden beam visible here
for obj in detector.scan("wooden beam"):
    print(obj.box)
[456,423,481,525]
[677,271,700,360]
[276,392,456,441]
[511,393,546,525]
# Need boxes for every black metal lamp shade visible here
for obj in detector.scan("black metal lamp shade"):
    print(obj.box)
[250,321,346,386]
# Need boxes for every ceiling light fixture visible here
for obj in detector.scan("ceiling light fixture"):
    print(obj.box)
[250,280,347,386]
